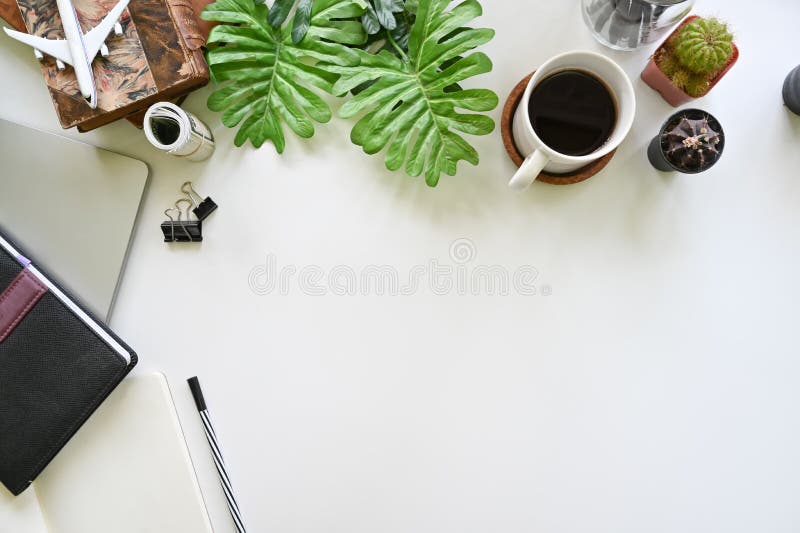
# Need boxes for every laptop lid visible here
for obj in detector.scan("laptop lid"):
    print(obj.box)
[0,118,148,319]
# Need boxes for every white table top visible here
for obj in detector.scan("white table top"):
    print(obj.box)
[2,0,800,531]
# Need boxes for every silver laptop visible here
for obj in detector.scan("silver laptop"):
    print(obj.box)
[0,119,148,319]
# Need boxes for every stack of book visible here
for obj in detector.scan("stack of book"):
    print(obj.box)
[0,0,210,131]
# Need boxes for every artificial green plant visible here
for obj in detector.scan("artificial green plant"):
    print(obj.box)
[268,0,415,46]
[329,0,497,186]
[202,0,368,151]
[202,0,498,187]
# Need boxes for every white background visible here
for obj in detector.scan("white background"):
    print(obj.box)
[2,0,800,532]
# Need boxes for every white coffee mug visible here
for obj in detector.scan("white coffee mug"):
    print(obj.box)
[508,51,636,191]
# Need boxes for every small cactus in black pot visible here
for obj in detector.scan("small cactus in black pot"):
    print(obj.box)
[648,109,724,173]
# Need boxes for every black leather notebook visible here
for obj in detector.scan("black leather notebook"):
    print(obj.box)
[0,229,137,496]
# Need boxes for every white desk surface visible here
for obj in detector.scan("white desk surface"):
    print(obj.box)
[2,0,800,532]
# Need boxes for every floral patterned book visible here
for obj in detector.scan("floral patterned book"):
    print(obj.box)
[11,0,209,131]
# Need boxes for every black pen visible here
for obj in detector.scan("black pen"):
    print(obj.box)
[188,377,247,533]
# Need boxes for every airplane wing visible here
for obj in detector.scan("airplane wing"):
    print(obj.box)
[83,0,130,60]
[2,28,73,65]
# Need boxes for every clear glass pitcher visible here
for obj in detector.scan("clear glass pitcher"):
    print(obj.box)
[582,0,694,51]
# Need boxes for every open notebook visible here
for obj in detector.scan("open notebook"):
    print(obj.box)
[30,373,214,533]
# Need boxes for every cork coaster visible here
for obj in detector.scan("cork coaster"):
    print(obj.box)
[501,72,616,185]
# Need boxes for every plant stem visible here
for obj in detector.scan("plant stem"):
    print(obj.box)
[386,30,409,63]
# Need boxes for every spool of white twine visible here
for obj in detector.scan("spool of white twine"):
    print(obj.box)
[143,102,215,162]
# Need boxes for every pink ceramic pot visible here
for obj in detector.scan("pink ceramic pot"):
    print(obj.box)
[641,15,739,107]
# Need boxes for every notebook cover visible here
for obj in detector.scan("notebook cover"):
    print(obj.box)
[35,374,215,533]
[0,229,137,496]
[13,0,209,131]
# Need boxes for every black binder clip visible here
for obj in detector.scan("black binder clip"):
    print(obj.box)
[182,181,217,221]
[161,202,203,243]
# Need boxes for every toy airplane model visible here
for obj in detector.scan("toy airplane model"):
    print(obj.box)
[3,0,130,109]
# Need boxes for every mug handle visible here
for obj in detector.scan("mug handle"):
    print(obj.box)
[508,149,550,191]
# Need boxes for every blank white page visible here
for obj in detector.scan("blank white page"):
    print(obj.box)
[0,487,49,533]
[33,374,214,533]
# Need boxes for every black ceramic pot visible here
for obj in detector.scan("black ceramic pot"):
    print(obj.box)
[783,65,800,115]
[648,109,725,173]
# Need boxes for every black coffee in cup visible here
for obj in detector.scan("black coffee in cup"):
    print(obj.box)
[527,70,617,157]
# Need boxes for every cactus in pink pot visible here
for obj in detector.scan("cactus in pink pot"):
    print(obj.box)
[642,16,738,106]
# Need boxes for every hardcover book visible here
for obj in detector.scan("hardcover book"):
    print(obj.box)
[10,0,209,131]
[0,229,137,496]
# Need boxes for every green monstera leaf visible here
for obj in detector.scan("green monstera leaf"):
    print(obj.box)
[203,0,368,151]
[330,0,498,186]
